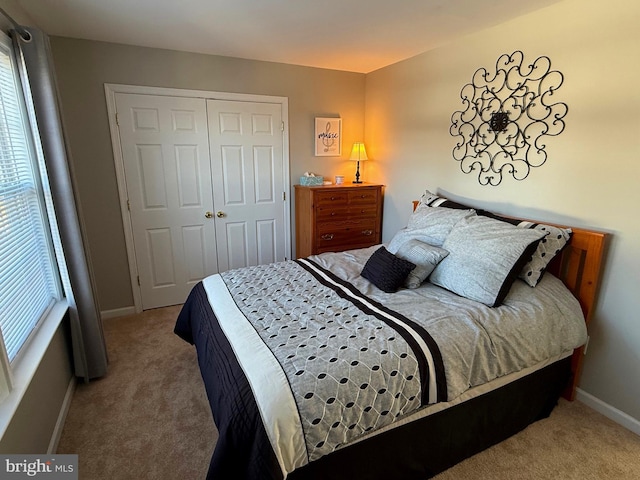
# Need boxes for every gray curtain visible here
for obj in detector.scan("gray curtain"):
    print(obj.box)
[12,27,108,380]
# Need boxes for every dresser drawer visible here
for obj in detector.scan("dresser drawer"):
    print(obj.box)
[314,191,349,206]
[316,204,378,222]
[315,205,350,222]
[315,220,378,249]
[348,188,379,205]
[348,204,378,219]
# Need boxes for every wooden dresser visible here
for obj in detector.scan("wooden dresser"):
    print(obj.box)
[294,183,383,258]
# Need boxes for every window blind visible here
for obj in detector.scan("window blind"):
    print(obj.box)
[0,37,58,362]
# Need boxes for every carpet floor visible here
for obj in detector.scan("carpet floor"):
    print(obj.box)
[57,306,640,479]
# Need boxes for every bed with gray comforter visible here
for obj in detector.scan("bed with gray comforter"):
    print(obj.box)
[175,245,587,480]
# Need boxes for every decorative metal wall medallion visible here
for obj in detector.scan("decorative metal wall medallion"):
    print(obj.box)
[450,51,568,186]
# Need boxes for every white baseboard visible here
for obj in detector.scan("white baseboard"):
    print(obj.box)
[48,376,76,454]
[101,306,136,320]
[576,388,640,436]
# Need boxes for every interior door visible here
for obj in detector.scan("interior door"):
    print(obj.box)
[207,100,287,270]
[115,93,217,309]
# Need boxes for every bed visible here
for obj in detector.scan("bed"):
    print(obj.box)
[175,190,606,480]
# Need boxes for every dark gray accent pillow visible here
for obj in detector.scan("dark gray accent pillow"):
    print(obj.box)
[429,215,546,306]
[395,240,449,288]
[361,246,416,293]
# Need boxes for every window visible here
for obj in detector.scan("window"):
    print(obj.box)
[0,31,61,377]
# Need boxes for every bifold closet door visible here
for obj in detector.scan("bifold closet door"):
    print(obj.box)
[207,99,287,272]
[115,93,218,309]
[115,94,288,309]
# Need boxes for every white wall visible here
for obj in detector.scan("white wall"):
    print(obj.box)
[365,0,640,421]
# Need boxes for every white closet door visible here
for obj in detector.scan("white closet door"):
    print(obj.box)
[116,93,217,309]
[207,100,287,271]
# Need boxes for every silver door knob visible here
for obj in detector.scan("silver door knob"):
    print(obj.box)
[204,211,213,218]
[216,211,226,218]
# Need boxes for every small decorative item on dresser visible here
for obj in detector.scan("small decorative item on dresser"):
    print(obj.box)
[294,183,384,258]
[349,142,368,183]
[299,172,324,186]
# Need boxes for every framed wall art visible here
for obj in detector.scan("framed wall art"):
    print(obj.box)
[314,117,342,156]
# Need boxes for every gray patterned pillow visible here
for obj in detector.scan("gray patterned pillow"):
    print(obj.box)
[395,240,449,288]
[430,215,546,307]
[388,206,475,251]
[516,222,572,287]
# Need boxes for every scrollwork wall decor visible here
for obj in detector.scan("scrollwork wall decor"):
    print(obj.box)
[450,51,568,186]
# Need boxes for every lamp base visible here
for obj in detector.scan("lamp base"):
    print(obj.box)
[353,160,362,184]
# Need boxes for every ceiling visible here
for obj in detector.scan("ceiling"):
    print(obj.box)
[16,0,562,73]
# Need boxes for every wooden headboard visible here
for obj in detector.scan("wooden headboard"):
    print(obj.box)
[547,226,606,400]
[411,200,607,400]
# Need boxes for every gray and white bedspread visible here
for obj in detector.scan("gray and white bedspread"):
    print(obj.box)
[175,245,587,480]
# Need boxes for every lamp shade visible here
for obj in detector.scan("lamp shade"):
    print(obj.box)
[349,142,368,161]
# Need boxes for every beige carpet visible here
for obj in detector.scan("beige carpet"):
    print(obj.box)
[57,305,214,479]
[57,306,640,479]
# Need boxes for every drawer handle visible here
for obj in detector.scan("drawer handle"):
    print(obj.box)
[330,212,337,216]
[362,230,373,236]
[321,234,334,240]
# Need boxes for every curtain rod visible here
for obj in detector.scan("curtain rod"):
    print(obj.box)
[0,6,31,41]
